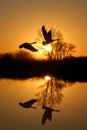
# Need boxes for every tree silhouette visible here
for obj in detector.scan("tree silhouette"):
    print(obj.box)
[14,50,34,60]
[37,27,76,60]
[35,76,70,107]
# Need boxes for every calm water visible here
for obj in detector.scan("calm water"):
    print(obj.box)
[0,76,87,130]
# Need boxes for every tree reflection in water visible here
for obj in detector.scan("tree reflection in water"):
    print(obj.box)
[19,75,74,125]
[36,76,69,107]
[35,75,71,125]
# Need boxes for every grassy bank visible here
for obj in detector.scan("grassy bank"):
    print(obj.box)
[0,52,87,82]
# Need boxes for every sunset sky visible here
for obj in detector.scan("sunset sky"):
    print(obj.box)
[0,0,87,56]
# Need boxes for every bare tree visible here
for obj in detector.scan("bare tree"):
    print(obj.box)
[35,77,69,107]
[38,27,76,60]
[46,29,76,60]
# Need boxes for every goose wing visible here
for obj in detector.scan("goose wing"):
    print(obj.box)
[19,99,37,108]
[47,30,52,42]
[41,109,52,125]
[25,99,37,105]
[42,25,49,41]
[41,110,48,125]
[19,43,38,52]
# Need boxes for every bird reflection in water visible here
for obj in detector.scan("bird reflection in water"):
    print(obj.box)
[42,105,60,125]
[19,99,38,109]
[19,76,73,125]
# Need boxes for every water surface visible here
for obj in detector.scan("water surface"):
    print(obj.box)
[0,77,87,130]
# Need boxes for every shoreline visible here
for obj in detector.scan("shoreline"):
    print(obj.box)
[0,56,87,82]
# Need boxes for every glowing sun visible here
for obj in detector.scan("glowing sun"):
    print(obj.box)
[44,45,52,52]
[45,75,51,81]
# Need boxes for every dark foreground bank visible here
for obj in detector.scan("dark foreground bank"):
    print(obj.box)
[0,55,87,82]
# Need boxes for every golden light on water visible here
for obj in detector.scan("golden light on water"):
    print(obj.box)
[45,75,51,81]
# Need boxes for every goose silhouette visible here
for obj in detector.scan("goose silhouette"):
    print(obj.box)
[41,105,60,125]
[19,42,38,52]
[42,25,59,45]
[19,99,38,109]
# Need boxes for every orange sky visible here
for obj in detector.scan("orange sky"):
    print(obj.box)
[0,0,87,56]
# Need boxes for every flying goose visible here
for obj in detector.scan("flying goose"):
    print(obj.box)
[42,25,59,45]
[19,42,38,52]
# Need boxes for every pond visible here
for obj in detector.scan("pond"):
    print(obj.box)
[0,76,87,130]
